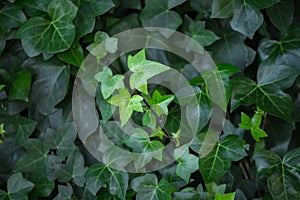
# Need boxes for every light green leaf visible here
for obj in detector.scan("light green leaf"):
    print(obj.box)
[199,135,247,183]
[239,112,251,130]
[131,174,172,200]
[231,77,293,123]
[251,126,268,141]
[175,151,199,183]
[16,0,77,56]
[148,90,174,116]
[140,0,184,31]
[230,0,263,39]
[57,43,84,67]
[44,122,77,159]
[84,163,129,200]
[183,16,219,47]
[266,0,294,34]
[94,67,124,99]
[108,88,144,126]
[0,85,4,90]
[211,0,234,18]
[8,67,32,102]
[57,149,88,187]
[254,148,300,200]
[215,192,235,200]
[128,49,170,94]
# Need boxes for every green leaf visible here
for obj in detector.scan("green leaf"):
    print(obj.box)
[44,122,77,159]
[73,0,115,39]
[254,148,300,200]
[148,90,174,116]
[0,115,37,141]
[231,77,293,123]
[210,32,256,69]
[257,64,300,89]
[175,151,199,183]
[29,176,54,199]
[96,85,115,122]
[3,172,34,200]
[16,0,78,56]
[215,192,235,200]
[230,0,263,39]
[108,88,144,126]
[53,185,73,200]
[86,31,118,59]
[8,67,32,102]
[211,0,235,18]
[239,112,251,130]
[57,43,84,67]
[0,85,4,90]
[0,4,26,34]
[199,135,247,183]
[183,16,219,47]
[266,0,294,34]
[28,59,70,115]
[57,149,88,187]
[140,0,185,30]
[250,0,280,9]
[131,174,172,200]
[15,139,49,173]
[84,163,129,200]
[94,67,124,99]
[128,49,170,94]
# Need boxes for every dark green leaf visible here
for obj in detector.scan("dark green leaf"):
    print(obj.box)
[53,185,73,200]
[199,135,247,183]
[266,0,294,34]
[230,0,263,39]
[16,0,77,56]
[57,43,84,67]
[250,0,280,9]
[211,0,234,18]
[5,172,34,200]
[0,4,26,33]
[85,163,129,199]
[44,122,77,159]
[175,151,199,183]
[29,176,54,199]
[131,174,172,200]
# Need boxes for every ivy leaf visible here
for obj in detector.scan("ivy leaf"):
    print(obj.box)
[0,115,37,141]
[210,32,256,70]
[215,192,235,200]
[96,85,115,122]
[131,174,172,200]
[57,149,88,187]
[8,66,32,102]
[148,90,174,116]
[254,148,300,200]
[231,77,293,123]
[140,0,185,31]
[250,0,280,9]
[73,0,115,39]
[53,185,73,200]
[15,139,49,173]
[0,85,5,90]
[16,0,78,56]
[84,163,129,200]
[29,176,54,199]
[94,67,124,99]
[199,135,247,183]
[211,0,235,18]
[128,49,170,94]
[57,43,84,67]
[27,59,70,115]
[0,172,34,200]
[183,16,219,47]
[230,0,263,39]
[257,64,300,89]
[175,151,199,183]
[108,89,143,126]
[86,31,118,59]
[0,4,26,34]
[266,0,294,34]
[44,122,77,159]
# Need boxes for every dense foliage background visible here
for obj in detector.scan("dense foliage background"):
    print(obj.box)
[0,0,300,199]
